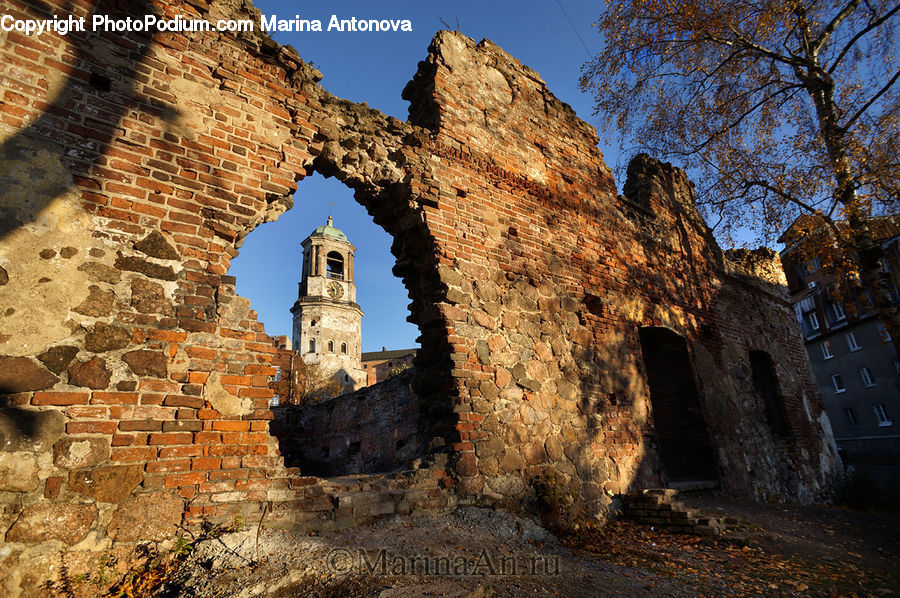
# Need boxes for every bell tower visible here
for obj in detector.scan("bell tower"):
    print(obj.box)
[290,216,365,392]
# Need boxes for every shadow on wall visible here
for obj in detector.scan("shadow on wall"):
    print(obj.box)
[0,0,165,240]
[0,396,64,450]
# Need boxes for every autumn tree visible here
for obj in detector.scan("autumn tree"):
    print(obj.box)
[581,0,900,353]
[289,357,345,404]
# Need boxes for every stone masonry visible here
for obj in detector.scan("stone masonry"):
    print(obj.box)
[270,369,421,477]
[0,0,841,594]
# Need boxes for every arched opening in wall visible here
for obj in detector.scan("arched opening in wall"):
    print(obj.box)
[638,327,718,486]
[749,350,791,437]
[228,172,423,477]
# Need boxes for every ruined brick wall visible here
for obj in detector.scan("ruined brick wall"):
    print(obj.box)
[400,32,841,507]
[0,0,841,593]
[270,369,420,477]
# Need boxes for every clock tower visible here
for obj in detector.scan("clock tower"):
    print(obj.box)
[290,216,366,392]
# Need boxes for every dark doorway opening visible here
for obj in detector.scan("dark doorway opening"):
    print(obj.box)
[639,327,718,484]
[749,350,791,437]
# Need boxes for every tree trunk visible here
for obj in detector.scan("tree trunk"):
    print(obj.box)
[803,61,900,361]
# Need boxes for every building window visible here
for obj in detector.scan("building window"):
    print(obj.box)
[828,301,846,323]
[859,366,876,388]
[874,404,892,427]
[796,257,821,278]
[843,408,858,429]
[363,364,367,369]
[328,340,334,352]
[846,332,861,351]
[821,341,833,360]
[341,342,347,354]
[877,323,892,343]
[270,394,280,407]
[275,366,282,382]
[832,374,845,394]
[308,339,316,353]
[798,296,815,312]
[808,256,821,272]
[807,312,820,332]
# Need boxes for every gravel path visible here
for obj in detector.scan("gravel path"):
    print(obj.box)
[157,498,900,597]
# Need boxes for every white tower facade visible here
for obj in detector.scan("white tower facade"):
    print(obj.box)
[290,216,365,393]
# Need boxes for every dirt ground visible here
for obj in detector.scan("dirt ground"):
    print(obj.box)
[126,492,900,597]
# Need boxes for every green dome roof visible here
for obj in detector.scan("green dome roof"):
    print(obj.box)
[310,216,348,242]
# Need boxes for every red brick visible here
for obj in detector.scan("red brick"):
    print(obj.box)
[32,392,88,406]
[219,374,250,385]
[148,432,193,445]
[237,387,272,398]
[146,329,187,342]
[191,457,221,470]
[159,445,204,458]
[194,431,222,444]
[163,395,205,408]
[146,459,192,473]
[66,406,108,419]
[43,477,63,499]
[111,447,157,462]
[244,365,276,375]
[112,434,135,446]
[241,432,268,445]
[165,472,207,487]
[185,346,217,360]
[212,420,249,432]
[66,421,117,434]
[91,392,139,405]
[208,470,248,482]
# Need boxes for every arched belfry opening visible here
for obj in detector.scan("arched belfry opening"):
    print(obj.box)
[638,327,718,486]
[325,250,345,280]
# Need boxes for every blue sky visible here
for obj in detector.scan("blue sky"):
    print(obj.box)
[229,0,615,351]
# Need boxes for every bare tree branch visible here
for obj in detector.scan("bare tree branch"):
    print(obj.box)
[828,2,900,73]
[843,69,900,129]
[814,0,862,52]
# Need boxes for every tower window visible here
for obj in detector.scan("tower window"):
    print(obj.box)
[328,340,334,352]
[326,251,344,280]
[341,342,347,354]
[308,339,316,353]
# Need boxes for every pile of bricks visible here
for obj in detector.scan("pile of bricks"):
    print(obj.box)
[264,468,455,533]
[619,489,725,536]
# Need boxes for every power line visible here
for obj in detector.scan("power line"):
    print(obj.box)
[554,0,594,60]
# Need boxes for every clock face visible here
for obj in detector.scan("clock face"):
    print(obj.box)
[327,281,344,299]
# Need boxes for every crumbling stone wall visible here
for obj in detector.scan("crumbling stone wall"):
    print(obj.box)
[0,0,841,594]
[270,369,420,477]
